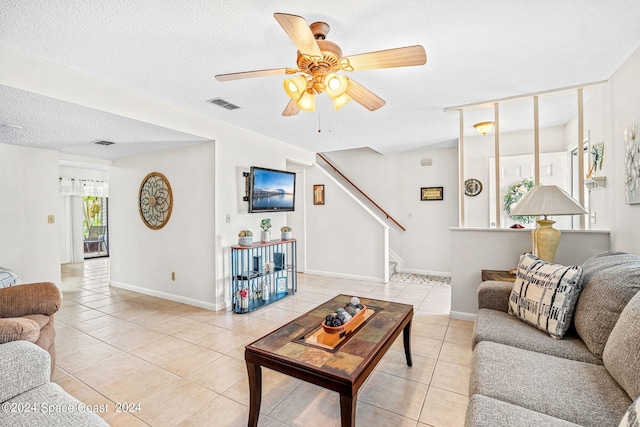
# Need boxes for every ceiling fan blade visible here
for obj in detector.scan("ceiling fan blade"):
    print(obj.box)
[274,13,322,58]
[346,79,386,111]
[343,45,427,71]
[215,68,292,82]
[282,99,300,116]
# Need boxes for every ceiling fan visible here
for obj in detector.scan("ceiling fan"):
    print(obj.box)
[214,13,427,116]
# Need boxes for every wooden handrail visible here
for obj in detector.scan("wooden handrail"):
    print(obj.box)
[317,153,406,231]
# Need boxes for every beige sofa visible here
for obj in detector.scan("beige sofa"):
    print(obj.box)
[466,252,640,426]
[0,340,108,426]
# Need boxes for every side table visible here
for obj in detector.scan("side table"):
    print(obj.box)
[481,269,516,282]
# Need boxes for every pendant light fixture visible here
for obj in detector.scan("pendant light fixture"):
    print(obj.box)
[474,121,495,136]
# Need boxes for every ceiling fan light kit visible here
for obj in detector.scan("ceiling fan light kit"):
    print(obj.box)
[331,93,352,110]
[215,13,427,116]
[283,75,308,101]
[297,91,316,112]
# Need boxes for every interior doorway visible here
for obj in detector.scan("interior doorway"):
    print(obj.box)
[83,196,109,258]
[286,166,306,273]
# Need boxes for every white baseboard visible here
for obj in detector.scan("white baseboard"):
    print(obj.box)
[303,269,386,283]
[449,311,477,322]
[109,281,225,311]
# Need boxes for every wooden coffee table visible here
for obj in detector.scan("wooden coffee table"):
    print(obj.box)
[245,294,413,427]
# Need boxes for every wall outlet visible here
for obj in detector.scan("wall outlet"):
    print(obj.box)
[47,215,55,224]
[226,214,231,223]
[590,211,597,224]
[171,272,175,281]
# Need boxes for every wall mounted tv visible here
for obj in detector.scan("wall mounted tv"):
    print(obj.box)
[248,166,296,213]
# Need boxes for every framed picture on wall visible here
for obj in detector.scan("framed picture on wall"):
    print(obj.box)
[313,185,325,205]
[624,122,640,204]
[421,187,443,201]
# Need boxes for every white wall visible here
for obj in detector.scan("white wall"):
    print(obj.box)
[0,143,61,284]
[608,46,640,254]
[565,85,612,230]
[5,40,639,315]
[214,134,315,308]
[322,146,459,275]
[561,44,640,252]
[450,228,610,319]
[109,142,218,309]
[304,165,389,282]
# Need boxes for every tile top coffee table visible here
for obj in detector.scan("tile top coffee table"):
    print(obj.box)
[245,294,413,427]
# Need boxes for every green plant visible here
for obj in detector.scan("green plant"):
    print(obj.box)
[238,230,253,237]
[281,226,292,232]
[260,218,272,231]
[82,196,104,238]
[503,177,536,224]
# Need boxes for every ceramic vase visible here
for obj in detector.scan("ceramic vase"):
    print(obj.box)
[238,236,252,246]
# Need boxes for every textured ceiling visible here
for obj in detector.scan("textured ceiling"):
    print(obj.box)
[1,0,640,160]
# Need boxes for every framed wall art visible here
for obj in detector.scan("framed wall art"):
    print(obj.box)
[464,178,483,197]
[421,187,443,201]
[313,184,325,205]
[624,122,640,204]
[276,276,288,294]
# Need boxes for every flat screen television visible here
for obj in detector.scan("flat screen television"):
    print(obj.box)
[248,166,296,213]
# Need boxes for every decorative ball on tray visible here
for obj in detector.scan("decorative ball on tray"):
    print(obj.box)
[323,297,366,334]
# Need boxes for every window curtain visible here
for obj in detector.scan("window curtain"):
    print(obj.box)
[59,178,109,197]
[58,178,109,263]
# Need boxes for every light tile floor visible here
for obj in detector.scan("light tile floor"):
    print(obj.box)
[53,258,473,427]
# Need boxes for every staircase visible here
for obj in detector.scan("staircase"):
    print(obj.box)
[389,261,398,276]
[316,153,406,232]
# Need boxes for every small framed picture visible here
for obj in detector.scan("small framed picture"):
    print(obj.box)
[313,184,325,205]
[421,187,443,201]
[276,276,288,294]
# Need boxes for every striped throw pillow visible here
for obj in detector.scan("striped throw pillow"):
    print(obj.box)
[508,253,584,339]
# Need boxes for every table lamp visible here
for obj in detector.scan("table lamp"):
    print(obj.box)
[509,185,587,263]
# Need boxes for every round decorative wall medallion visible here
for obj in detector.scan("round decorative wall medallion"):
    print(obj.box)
[138,172,173,229]
[464,178,483,197]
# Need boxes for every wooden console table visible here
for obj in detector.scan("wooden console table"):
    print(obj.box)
[245,294,413,427]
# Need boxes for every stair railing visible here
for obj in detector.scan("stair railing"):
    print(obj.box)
[317,153,406,231]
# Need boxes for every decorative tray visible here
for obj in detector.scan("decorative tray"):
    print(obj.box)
[322,305,367,335]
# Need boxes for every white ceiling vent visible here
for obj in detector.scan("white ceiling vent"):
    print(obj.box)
[92,140,115,146]
[207,98,240,110]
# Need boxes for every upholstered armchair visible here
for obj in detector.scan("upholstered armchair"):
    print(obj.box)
[0,282,61,376]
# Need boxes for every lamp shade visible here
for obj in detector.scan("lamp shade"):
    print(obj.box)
[510,185,587,217]
[284,75,308,102]
[325,74,349,98]
[331,93,351,110]
[296,91,316,112]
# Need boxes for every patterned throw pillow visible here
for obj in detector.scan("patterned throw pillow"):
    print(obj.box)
[619,396,640,427]
[508,253,584,339]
